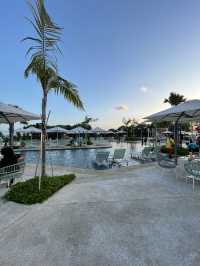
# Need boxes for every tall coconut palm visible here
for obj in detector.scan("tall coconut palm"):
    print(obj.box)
[164,92,186,106]
[23,0,84,178]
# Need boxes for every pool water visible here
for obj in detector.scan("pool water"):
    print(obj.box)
[23,141,144,169]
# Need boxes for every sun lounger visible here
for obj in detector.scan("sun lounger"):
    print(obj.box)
[94,151,110,168]
[109,149,127,167]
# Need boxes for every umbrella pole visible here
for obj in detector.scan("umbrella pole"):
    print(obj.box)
[174,112,184,165]
[155,123,158,149]
[9,123,14,147]
[174,121,178,165]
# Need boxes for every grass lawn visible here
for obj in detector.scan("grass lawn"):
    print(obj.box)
[4,174,76,205]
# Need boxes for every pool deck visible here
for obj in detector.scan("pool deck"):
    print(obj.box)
[15,144,112,152]
[1,163,200,265]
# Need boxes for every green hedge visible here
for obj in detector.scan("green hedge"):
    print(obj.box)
[160,145,189,156]
[4,174,75,205]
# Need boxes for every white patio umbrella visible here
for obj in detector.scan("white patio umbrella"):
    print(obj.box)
[68,127,88,134]
[90,127,107,134]
[144,100,200,123]
[144,99,200,163]
[16,126,41,134]
[0,102,40,145]
[15,126,41,145]
[47,127,70,144]
[0,102,40,124]
[68,127,89,145]
[104,130,114,135]
[117,130,126,134]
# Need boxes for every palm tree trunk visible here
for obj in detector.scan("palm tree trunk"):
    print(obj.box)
[41,93,47,177]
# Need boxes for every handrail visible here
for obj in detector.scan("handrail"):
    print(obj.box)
[0,161,25,180]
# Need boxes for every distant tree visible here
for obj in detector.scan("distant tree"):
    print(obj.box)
[122,117,138,139]
[164,92,186,106]
[80,116,98,129]
[122,118,132,129]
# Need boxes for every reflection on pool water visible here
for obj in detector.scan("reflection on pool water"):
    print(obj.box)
[23,141,145,169]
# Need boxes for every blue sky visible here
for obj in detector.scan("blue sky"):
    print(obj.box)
[1,0,200,130]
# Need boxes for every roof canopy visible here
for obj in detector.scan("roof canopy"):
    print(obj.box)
[16,126,41,134]
[144,100,200,123]
[117,130,126,134]
[0,102,40,124]
[68,127,88,134]
[90,127,107,133]
[46,127,69,134]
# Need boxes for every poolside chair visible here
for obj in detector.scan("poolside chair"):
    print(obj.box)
[157,152,177,179]
[141,147,154,161]
[0,161,25,187]
[109,149,127,167]
[140,146,160,162]
[184,160,200,190]
[94,151,110,168]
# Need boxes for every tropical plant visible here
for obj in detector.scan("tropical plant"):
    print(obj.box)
[122,117,131,128]
[23,0,84,182]
[122,117,138,139]
[80,116,98,129]
[164,92,186,106]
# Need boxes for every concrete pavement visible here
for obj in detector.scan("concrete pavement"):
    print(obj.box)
[0,164,200,265]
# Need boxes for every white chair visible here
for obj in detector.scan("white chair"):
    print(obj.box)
[94,151,110,168]
[184,160,200,190]
[109,149,127,167]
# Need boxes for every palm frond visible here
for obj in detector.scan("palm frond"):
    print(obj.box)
[48,77,84,110]
[23,0,62,66]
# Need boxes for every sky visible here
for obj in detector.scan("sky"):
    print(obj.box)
[1,0,200,130]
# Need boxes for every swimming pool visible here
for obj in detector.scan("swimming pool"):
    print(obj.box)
[23,141,144,169]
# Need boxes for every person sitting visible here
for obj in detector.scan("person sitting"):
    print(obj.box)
[187,141,199,153]
[0,147,18,186]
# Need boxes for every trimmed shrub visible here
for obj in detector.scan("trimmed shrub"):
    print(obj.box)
[4,174,75,205]
[160,145,189,156]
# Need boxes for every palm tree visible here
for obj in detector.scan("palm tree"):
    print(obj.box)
[23,0,84,179]
[80,116,98,129]
[122,118,132,139]
[164,92,186,106]
[122,118,132,128]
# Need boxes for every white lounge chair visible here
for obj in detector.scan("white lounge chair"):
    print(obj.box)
[109,149,127,167]
[94,151,110,168]
[141,146,160,162]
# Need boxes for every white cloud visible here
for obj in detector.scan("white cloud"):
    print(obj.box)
[114,105,129,112]
[140,86,148,93]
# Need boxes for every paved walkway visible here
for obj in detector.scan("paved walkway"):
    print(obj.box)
[0,164,200,265]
